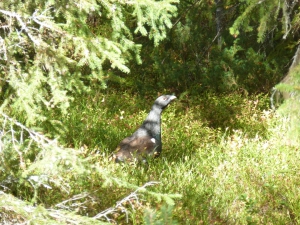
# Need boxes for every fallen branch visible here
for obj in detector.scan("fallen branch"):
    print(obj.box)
[94,181,160,223]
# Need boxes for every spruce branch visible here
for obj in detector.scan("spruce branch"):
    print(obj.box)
[0,191,109,225]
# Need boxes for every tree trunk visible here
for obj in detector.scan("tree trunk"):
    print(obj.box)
[271,44,300,108]
[215,0,223,48]
[280,44,300,98]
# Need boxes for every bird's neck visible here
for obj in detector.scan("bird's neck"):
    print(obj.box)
[140,106,162,139]
[148,105,163,119]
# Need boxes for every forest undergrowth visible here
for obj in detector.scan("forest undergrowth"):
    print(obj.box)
[1,90,299,224]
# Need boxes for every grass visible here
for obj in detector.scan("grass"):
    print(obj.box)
[1,90,300,224]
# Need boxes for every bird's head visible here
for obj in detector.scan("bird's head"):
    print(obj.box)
[153,95,177,110]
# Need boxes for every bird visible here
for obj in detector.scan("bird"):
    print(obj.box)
[113,95,177,163]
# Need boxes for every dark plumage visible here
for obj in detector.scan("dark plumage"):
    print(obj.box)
[113,95,177,163]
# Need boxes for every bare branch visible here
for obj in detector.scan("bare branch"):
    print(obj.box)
[31,8,63,34]
[55,192,91,210]
[0,37,7,60]
[94,181,160,223]
[0,7,62,48]
[282,0,298,39]
[0,112,58,149]
[0,9,40,45]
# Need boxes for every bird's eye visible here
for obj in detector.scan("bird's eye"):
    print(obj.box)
[163,97,167,101]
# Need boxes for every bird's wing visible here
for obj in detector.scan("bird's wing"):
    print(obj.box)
[114,135,158,162]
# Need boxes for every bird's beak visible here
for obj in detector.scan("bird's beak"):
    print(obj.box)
[170,96,177,101]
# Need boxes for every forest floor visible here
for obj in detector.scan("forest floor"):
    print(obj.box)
[1,91,299,224]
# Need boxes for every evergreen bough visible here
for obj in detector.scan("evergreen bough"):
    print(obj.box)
[0,0,178,127]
